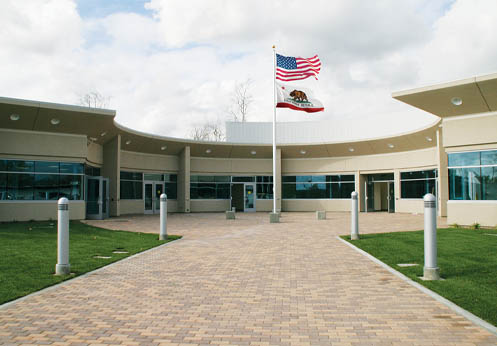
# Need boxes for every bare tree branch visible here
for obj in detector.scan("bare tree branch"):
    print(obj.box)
[189,122,225,142]
[227,78,253,122]
[79,91,110,109]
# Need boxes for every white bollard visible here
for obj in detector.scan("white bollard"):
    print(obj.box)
[351,191,359,240]
[423,193,440,280]
[159,193,167,240]
[55,197,70,275]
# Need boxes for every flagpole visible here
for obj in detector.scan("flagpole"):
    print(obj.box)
[272,45,277,214]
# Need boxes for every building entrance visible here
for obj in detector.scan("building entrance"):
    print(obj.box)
[364,173,395,213]
[230,183,256,212]
[144,181,163,214]
[85,176,109,220]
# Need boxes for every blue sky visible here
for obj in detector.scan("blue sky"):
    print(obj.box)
[76,0,152,18]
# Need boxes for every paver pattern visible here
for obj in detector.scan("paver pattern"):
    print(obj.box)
[1,212,496,345]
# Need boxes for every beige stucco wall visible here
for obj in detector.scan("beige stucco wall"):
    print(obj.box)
[190,200,230,212]
[282,148,438,173]
[102,135,120,216]
[121,150,179,171]
[443,113,497,148]
[191,158,273,174]
[87,141,103,166]
[395,199,425,214]
[0,129,87,159]
[447,201,497,227]
[282,199,350,212]
[120,199,178,215]
[0,201,85,222]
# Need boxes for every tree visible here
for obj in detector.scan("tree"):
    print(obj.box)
[79,91,110,109]
[189,122,225,142]
[227,78,253,122]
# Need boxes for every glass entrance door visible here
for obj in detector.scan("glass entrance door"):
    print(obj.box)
[244,183,256,212]
[144,181,163,214]
[388,181,395,213]
[85,176,109,220]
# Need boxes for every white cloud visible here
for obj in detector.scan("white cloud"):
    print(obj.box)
[0,0,496,140]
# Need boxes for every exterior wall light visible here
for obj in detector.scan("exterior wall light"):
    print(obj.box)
[451,97,462,106]
[50,118,60,125]
[161,146,167,151]
[125,140,132,145]
[205,149,212,154]
[10,114,20,121]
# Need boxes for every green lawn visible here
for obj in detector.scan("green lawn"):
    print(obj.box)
[0,221,181,305]
[342,227,497,327]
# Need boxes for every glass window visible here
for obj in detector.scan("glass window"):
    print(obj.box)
[164,174,177,182]
[60,175,82,200]
[216,183,230,199]
[34,174,59,200]
[165,182,177,199]
[85,165,101,176]
[401,170,436,180]
[120,171,143,180]
[256,176,273,183]
[7,160,34,172]
[60,162,84,174]
[481,150,497,166]
[0,160,7,172]
[0,173,6,200]
[256,183,273,199]
[329,182,355,198]
[231,176,254,182]
[7,173,34,200]
[327,175,355,182]
[120,181,142,199]
[368,173,394,181]
[481,167,497,200]
[144,173,163,181]
[448,152,480,167]
[35,161,59,173]
[449,168,481,200]
[283,175,355,199]
[401,180,436,198]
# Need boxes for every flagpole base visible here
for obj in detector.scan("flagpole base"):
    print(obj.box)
[269,212,280,223]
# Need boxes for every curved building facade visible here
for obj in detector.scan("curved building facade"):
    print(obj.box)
[1,73,497,226]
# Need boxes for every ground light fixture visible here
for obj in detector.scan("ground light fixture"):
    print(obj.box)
[161,145,167,151]
[451,97,463,106]
[205,149,212,154]
[300,150,306,155]
[10,114,20,121]
[125,140,132,145]
[50,118,60,125]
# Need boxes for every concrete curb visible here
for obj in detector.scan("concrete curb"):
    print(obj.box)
[336,236,497,337]
[0,236,184,310]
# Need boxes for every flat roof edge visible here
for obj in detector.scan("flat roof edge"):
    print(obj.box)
[392,77,477,99]
[0,96,116,117]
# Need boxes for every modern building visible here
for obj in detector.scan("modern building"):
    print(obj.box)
[1,73,496,225]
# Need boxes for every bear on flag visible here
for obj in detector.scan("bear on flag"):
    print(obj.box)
[276,82,324,113]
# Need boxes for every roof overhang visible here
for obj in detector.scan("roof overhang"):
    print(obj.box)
[392,72,497,118]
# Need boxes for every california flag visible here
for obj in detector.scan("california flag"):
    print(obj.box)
[276,82,324,113]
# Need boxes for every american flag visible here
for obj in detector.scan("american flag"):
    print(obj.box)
[276,54,321,82]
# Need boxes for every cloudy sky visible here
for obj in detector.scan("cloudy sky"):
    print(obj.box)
[1,0,497,139]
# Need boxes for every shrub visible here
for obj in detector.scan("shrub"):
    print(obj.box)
[471,222,480,230]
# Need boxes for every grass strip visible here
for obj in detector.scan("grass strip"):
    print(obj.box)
[342,227,497,327]
[0,220,181,305]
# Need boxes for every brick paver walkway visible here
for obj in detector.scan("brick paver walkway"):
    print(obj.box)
[1,212,496,345]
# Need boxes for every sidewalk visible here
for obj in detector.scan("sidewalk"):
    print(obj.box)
[1,212,495,345]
